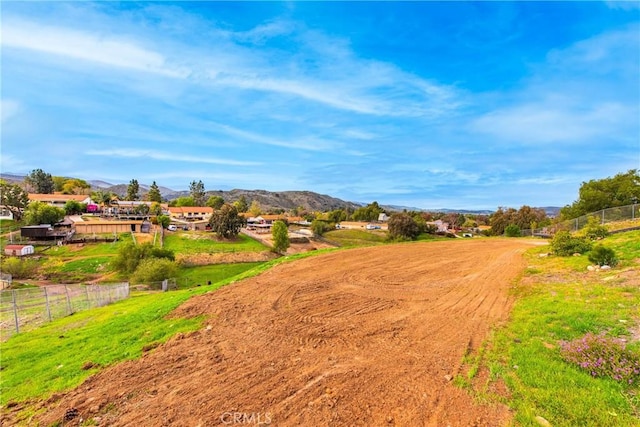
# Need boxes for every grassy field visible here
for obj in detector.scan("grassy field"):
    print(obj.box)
[323,229,388,247]
[463,230,640,426]
[0,289,209,407]
[163,232,267,254]
[176,262,264,289]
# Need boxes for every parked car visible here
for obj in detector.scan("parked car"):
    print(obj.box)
[167,225,177,231]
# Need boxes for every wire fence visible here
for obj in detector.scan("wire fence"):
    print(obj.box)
[520,204,640,237]
[0,282,129,339]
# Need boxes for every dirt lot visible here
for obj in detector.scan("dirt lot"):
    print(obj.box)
[29,239,535,426]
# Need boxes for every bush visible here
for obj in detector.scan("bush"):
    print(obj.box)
[550,231,592,256]
[560,332,640,385]
[129,258,177,285]
[311,220,332,236]
[1,258,39,279]
[581,216,609,240]
[588,245,619,267]
[504,224,521,237]
[388,213,420,240]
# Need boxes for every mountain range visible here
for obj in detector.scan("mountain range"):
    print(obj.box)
[1,173,560,215]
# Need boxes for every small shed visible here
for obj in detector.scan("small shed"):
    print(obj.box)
[4,244,35,257]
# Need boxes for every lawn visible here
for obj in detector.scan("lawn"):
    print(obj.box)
[468,230,640,426]
[163,232,267,254]
[323,229,388,247]
[176,262,264,289]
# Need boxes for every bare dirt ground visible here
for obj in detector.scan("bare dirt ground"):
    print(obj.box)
[25,239,537,426]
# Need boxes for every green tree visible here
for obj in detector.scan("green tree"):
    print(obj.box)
[174,196,195,207]
[504,224,521,237]
[25,169,54,193]
[561,170,640,219]
[271,220,290,254]
[134,204,150,215]
[233,196,248,213]
[189,180,206,206]
[157,214,171,229]
[92,190,115,208]
[64,200,85,215]
[327,209,347,224]
[206,195,225,210]
[150,202,163,216]
[249,200,262,216]
[388,213,420,240]
[147,181,162,203]
[111,242,175,275]
[129,258,178,285]
[61,178,90,195]
[0,182,29,221]
[126,179,140,201]
[311,219,331,236]
[351,201,383,222]
[209,204,246,239]
[24,201,65,225]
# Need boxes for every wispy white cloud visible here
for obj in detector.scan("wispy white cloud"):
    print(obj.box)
[85,149,261,167]
[1,19,188,78]
[0,99,21,123]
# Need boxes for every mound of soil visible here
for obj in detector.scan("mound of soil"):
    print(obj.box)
[27,239,534,426]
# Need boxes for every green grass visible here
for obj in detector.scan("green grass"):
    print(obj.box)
[163,232,267,254]
[176,262,264,288]
[477,230,640,426]
[0,288,209,406]
[57,256,113,274]
[0,220,21,234]
[323,229,388,247]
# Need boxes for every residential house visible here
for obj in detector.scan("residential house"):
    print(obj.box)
[28,193,93,208]
[378,213,389,222]
[168,206,214,222]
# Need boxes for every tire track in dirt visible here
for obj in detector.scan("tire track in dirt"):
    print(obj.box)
[27,239,536,427]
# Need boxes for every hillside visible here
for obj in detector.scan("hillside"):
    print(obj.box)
[201,189,361,213]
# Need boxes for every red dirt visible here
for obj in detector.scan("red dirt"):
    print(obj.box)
[27,239,534,426]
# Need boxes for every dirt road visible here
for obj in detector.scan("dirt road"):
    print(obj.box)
[33,239,533,426]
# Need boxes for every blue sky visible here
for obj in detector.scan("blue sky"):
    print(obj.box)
[1,1,639,210]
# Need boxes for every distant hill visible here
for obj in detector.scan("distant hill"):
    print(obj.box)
[0,173,560,216]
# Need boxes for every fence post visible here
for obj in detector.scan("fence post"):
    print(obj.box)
[162,279,168,292]
[64,285,73,315]
[11,289,19,334]
[43,287,52,322]
[602,209,605,225]
[85,285,91,308]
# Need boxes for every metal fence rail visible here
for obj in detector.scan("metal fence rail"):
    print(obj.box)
[0,283,129,338]
[520,203,640,237]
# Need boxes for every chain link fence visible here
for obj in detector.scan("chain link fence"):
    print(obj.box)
[521,204,640,237]
[0,283,129,338]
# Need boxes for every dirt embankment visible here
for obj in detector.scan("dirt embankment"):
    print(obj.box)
[28,239,533,427]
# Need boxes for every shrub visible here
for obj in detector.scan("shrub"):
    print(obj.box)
[388,213,420,240]
[560,332,640,385]
[581,216,609,240]
[550,231,592,256]
[504,224,521,237]
[311,219,332,236]
[129,258,178,285]
[1,257,39,279]
[588,245,619,267]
